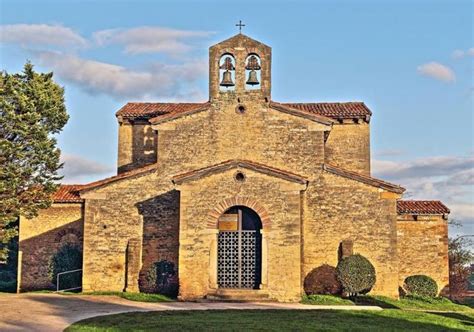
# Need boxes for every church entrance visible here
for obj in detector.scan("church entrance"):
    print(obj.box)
[217,206,262,289]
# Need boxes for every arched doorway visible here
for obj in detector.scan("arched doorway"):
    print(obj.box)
[217,206,262,289]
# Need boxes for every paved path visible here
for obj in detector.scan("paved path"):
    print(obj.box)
[0,293,382,331]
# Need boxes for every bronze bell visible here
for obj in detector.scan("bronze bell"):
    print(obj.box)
[220,70,234,87]
[245,55,261,70]
[220,57,235,71]
[246,70,259,85]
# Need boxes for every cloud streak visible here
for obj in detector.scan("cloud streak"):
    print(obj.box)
[35,51,207,100]
[93,26,213,55]
[59,154,113,183]
[0,24,87,49]
[417,62,456,82]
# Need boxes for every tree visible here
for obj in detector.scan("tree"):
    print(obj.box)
[449,235,473,298]
[0,63,68,262]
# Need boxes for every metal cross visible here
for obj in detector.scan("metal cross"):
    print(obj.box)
[236,20,245,34]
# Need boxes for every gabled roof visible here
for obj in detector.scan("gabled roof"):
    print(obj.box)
[269,102,334,125]
[115,101,371,124]
[116,102,210,120]
[397,200,450,215]
[172,159,308,185]
[78,163,158,194]
[211,33,271,49]
[323,164,405,194]
[52,185,85,203]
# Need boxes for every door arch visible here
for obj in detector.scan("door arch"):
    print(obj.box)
[217,206,262,289]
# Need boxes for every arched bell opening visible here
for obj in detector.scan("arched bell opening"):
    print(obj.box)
[217,205,262,289]
[219,53,236,91]
[245,54,261,90]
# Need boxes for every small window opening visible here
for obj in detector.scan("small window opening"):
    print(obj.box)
[234,172,246,182]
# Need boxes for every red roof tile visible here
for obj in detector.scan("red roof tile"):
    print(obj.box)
[52,185,85,203]
[115,101,371,122]
[397,200,450,215]
[281,102,372,119]
[116,102,210,119]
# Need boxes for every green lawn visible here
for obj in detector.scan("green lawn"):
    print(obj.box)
[60,291,173,303]
[303,294,473,313]
[65,309,474,331]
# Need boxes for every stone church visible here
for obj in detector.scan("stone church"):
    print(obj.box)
[17,33,450,301]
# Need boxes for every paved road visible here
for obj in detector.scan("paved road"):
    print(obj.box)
[0,293,381,331]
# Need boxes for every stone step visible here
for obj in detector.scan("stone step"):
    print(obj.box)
[206,289,271,302]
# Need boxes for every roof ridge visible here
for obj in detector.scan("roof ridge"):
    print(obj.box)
[323,163,405,194]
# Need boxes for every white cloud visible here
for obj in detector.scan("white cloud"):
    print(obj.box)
[373,154,474,225]
[468,48,474,56]
[417,62,456,82]
[0,24,87,49]
[59,154,113,183]
[93,26,212,55]
[452,49,465,59]
[35,51,207,100]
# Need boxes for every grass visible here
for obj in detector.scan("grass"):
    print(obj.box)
[65,309,474,331]
[27,290,173,303]
[302,294,473,313]
[302,294,354,305]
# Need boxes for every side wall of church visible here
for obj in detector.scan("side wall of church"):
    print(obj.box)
[81,172,179,292]
[303,171,400,298]
[117,120,157,174]
[18,203,83,291]
[325,122,371,175]
[397,214,449,294]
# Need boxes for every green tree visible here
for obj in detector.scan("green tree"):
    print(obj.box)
[449,235,473,298]
[0,63,68,262]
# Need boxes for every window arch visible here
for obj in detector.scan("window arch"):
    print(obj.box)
[245,54,261,90]
[219,53,236,91]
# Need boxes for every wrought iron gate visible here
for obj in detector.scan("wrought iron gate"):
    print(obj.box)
[217,230,257,288]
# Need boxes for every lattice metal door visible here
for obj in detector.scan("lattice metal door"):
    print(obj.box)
[217,230,257,288]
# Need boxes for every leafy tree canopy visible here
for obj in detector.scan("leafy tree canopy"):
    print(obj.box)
[0,62,68,262]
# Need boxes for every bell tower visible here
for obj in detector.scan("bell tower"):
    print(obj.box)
[209,32,271,101]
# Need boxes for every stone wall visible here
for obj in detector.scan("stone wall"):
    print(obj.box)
[303,171,400,298]
[117,120,157,173]
[81,172,179,292]
[18,203,83,291]
[325,122,371,175]
[176,167,305,302]
[397,214,449,294]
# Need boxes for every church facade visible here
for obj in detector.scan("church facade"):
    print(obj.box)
[18,34,450,301]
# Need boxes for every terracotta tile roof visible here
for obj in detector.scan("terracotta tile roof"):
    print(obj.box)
[268,102,334,125]
[323,164,405,194]
[397,200,450,215]
[172,159,308,185]
[280,102,372,120]
[52,185,85,203]
[116,102,210,119]
[115,101,371,122]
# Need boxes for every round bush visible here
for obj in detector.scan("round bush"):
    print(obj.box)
[336,254,376,296]
[404,275,438,297]
[144,260,178,297]
[304,264,342,295]
[49,244,82,290]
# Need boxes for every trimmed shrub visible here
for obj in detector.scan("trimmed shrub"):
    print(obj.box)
[404,275,438,297]
[145,260,178,297]
[49,244,82,290]
[336,254,376,296]
[304,264,342,295]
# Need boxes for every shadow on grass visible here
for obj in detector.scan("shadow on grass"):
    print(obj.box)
[352,296,400,309]
[427,311,474,328]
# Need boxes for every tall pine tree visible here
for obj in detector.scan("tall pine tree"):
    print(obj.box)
[0,63,68,262]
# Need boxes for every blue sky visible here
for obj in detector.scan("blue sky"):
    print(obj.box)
[1,0,473,236]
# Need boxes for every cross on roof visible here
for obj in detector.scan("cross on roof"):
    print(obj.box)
[236,20,245,34]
